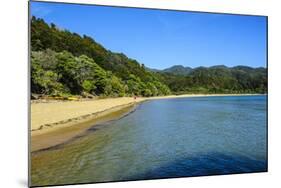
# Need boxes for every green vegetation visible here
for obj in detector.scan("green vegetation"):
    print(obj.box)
[31,49,170,98]
[31,16,170,98]
[162,65,193,76]
[30,16,267,99]
[159,65,267,94]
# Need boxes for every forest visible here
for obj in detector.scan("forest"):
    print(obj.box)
[30,16,267,99]
[158,65,267,94]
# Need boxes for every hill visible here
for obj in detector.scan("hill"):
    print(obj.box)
[162,65,193,75]
[30,16,170,97]
[157,65,267,94]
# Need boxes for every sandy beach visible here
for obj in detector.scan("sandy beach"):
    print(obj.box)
[30,94,261,152]
[31,97,144,133]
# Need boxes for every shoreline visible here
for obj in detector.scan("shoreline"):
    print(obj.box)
[30,93,264,152]
[31,103,138,152]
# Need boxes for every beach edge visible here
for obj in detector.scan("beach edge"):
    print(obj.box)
[30,93,264,152]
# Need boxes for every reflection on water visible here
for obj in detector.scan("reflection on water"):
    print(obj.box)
[31,95,267,186]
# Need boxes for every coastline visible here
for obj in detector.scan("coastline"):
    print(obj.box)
[30,93,263,152]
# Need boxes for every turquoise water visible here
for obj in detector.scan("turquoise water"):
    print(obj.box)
[31,95,267,186]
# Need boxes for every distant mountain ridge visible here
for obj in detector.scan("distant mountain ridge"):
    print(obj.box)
[162,65,193,75]
[147,65,266,76]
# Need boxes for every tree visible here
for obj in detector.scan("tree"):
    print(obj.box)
[82,80,96,94]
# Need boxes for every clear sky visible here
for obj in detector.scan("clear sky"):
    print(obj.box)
[30,1,267,69]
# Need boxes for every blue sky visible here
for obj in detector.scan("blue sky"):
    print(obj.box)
[30,1,267,69]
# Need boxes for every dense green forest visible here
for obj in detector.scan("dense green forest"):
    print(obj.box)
[31,16,170,98]
[30,16,267,99]
[158,65,267,94]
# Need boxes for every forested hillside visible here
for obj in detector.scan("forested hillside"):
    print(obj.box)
[31,16,170,98]
[30,16,267,98]
[162,65,193,76]
[157,65,267,94]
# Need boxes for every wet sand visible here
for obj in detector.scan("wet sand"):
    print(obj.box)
[31,104,137,152]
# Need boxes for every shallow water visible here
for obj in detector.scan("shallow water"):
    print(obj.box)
[31,95,267,186]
